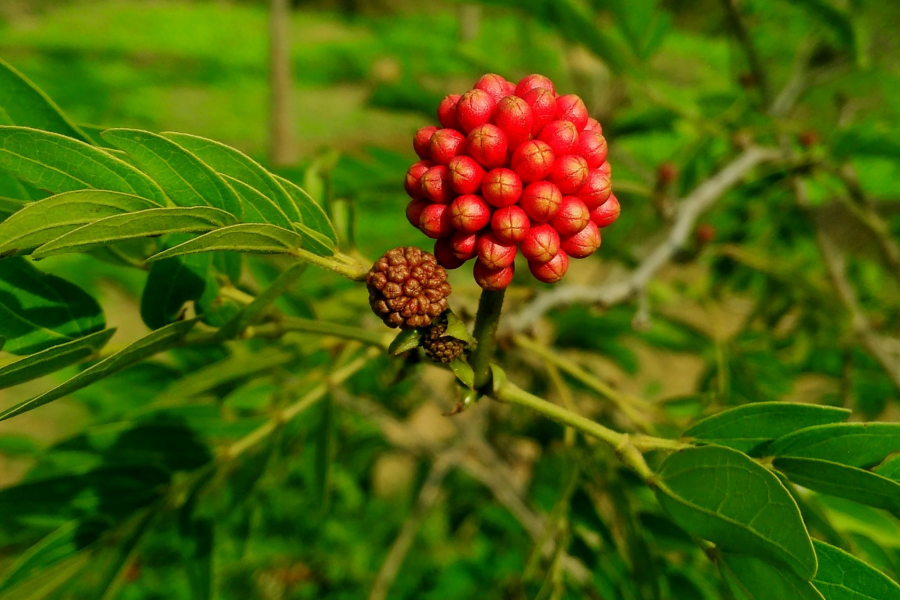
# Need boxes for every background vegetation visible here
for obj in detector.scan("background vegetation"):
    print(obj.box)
[1,0,899,598]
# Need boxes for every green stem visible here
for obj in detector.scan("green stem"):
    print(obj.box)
[470,289,506,392]
[259,317,392,349]
[295,249,369,281]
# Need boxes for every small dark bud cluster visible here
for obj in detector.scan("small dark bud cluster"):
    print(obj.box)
[421,318,466,363]
[404,73,619,290]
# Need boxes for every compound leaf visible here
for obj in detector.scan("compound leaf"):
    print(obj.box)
[0,328,115,390]
[147,224,303,261]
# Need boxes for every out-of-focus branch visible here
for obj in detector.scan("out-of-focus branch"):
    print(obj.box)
[505,146,781,332]
[269,0,296,166]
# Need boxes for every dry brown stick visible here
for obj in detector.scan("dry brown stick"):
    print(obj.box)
[505,146,781,332]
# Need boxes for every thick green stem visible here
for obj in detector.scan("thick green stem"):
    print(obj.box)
[470,289,506,392]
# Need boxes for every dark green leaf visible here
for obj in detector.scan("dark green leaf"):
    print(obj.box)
[162,132,301,223]
[31,206,237,259]
[0,59,90,142]
[0,127,166,203]
[774,458,900,513]
[313,395,335,510]
[684,402,850,453]
[784,0,856,55]
[140,253,211,330]
[182,518,213,600]
[147,224,303,261]
[813,540,900,600]
[875,455,900,481]
[768,423,900,469]
[101,129,243,218]
[0,319,196,422]
[0,328,115,390]
[656,445,816,579]
[0,191,160,256]
[214,262,306,341]
[0,552,91,600]
[719,553,825,600]
[273,174,338,243]
[0,257,105,355]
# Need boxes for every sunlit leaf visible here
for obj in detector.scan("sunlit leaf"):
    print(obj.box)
[813,540,900,600]
[768,423,900,469]
[147,223,303,261]
[774,457,900,514]
[0,328,115,390]
[274,174,338,243]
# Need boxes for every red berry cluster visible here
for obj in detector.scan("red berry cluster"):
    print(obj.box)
[404,73,619,291]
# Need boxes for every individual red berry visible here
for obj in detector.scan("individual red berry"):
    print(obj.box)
[560,221,601,258]
[574,132,608,168]
[476,231,517,269]
[597,161,612,175]
[406,199,430,227]
[491,205,530,244]
[522,88,557,137]
[474,73,510,104]
[456,89,496,133]
[429,128,466,165]
[529,249,569,283]
[549,155,589,195]
[799,130,819,148]
[438,94,461,129]
[448,156,486,195]
[511,140,555,183]
[404,160,432,199]
[515,74,556,98]
[466,124,508,169]
[555,94,588,130]
[474,261,514,291]
[481,168,523,207]
[449,230,478,261]
[583,118,602,134]
[550,196,590,237]
[414,126,438,160]
[590,193,620,228]
[520,181,562,222]
[520,223,560,264]
[434,238,465,269]
[420,165,454,204]
[448,194,491,233]
[578,169,612,210]
[538,120,578,156]
[419,203,454,238]
[695,223,716,245]
[493,96,533,148]
[657,162,677,185]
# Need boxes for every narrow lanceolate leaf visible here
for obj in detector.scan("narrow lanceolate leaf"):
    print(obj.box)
[768,423,900,469]
[813,540,900,600]
[147,224,303,261]
[31,206,237,259]
[655,445,817,579]
[0,319,197,422]
[774,457,900,513]
[101,129,242,218]
[0,191,160,255]
[719,554,825,600]
[274,174,338,243]
[684,402,850,454]
[0,197,24,222]
[140,253,211,330]
[0,328,115,390]
[222,174,292,229]
[0,257,105,355]
[162,132,301,222]
[1,552,91,600]
[0,58,90,142]
[0,127,166,203]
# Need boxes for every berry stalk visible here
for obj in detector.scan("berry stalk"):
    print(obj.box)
[469,288,506,392]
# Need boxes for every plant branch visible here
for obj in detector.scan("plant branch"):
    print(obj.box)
[505,146,781,331]
[215,262,308,341]
[470,289,506,392]
[295,249,370,281]
[253,316,393,349]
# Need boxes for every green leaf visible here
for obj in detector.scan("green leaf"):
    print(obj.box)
[768,423,900,469]
[0,328,115,390]
[444,312,475,345]
[31,206,237,259]
[293,221,336,257]
[100,129,242,218]
[313,395,335,510]
[221,174,292,229]
[783,0,856,56]
[0,191,161,256]
[875,455,900,481]
[140,253,211,330]
[0,518,110,592]
[0,127,166,203]
[388,329,421,355]
[161,132,301,223]
[655,445,817,579]
[0,196,24,222]
[0,257,105,355]
[182,518,213,600]
[684,402,851,453]
[214,262,306,341]
[0,552,91,600]
[774,457,900,513]
[0,319,196,422]
[719,554,825,600]
[147,224,303,261]
[273,174,338,243]
[155,348,295,401]
[0,59,90,142]
[813,540,900,600]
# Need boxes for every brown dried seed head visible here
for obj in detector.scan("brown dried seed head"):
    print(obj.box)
[366,247,452,330]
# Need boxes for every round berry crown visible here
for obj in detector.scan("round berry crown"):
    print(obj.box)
[404,73,620,291]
